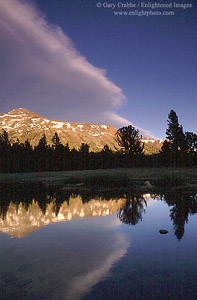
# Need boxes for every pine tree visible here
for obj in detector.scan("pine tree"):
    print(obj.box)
[161,110,189,166]
[100,144,114,168]
[166,110,180,152]
[51,133,61,148]
[185,132,197,166]
[0,131,11,172]
[79,143,90,169]
[116,125,144,167]
[24,139,33,172]
[34,134,50,171]
[51,133,65,171]
[116,125,144,155]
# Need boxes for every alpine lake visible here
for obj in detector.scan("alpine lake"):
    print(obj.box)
[0,169,196,300]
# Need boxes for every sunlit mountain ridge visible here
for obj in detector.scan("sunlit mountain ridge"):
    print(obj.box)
[0,108,163,153]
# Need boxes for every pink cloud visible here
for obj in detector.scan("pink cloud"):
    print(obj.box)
[0,0,155,137]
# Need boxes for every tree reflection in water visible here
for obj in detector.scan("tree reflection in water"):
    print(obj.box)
[0,182,196,240]
[164,190,197,240]
[118,192,147,225]
[118,189,197,241]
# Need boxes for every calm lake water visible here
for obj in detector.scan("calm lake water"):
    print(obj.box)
[0,183,196,300]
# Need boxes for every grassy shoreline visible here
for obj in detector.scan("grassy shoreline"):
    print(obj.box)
[0,167,196,191]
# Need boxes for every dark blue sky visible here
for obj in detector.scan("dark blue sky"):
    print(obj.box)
[1,0,196,138]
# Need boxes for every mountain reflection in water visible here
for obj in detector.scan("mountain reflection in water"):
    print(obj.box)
[0,196,126,238]
[0,183,196,240]
[0,183,197,300]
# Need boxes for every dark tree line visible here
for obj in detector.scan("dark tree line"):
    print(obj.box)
[0,110,196,173]
[0,127,146,173]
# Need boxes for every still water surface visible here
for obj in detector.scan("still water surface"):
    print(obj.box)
[0,183,196,300]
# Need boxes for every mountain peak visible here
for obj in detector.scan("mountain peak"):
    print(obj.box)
[7,108,42,118]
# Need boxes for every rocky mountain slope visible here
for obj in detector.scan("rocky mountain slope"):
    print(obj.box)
[0,108,118,151]
[0,108,163,153]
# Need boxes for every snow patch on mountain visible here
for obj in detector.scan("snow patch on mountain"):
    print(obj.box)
[51,121,65,128]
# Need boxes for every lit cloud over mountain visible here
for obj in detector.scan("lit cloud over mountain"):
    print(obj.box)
[0,0,156,137]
